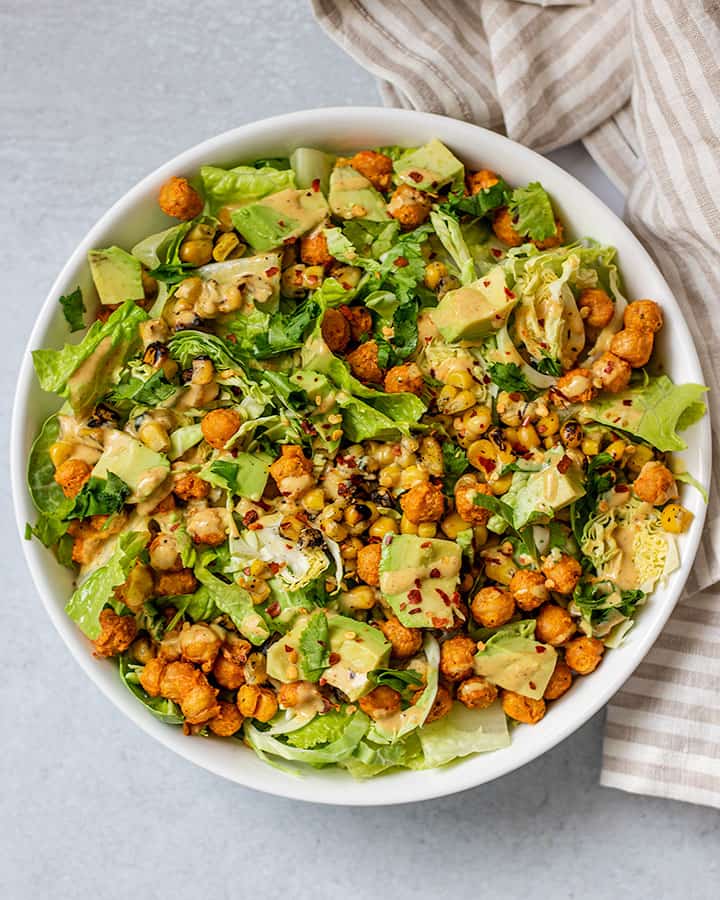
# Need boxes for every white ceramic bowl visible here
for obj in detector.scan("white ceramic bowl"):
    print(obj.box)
[11,107,711,805]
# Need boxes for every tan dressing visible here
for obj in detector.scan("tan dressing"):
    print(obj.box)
[605,524,640,590]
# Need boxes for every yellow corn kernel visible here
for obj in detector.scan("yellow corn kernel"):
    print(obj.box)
[341,585,377,611]
[399,465,428,490]
[279,515,304,541]
[332,265,362,288]
[138,422,170,453]
[581,437,600,457]
[400,514,418,535]
[379,463,402,488]
[323,519,349,542]
[302,265,325,290]
[660,503,693,534]
[424,260,448,290]
[606,439,626,462]
[473,525,488,547]
[187,222,216,242]
[191,357,215,385]
[491,474,514,495]
[301,487,326,512]
[417,522,437,538]
[446,369,474,390]
[49,441,72,468]
[445,389,477,416]
[369,516,399,539]
[543,437,556,450]
[281,264,306,297]
[536,412,560,437]
[420,436,444,476]
[626,443,654,475]
[437,384,458,412]
[249,581,271,605]
[467,439,497,472]
[517,425,540,451]
[340,536,363,560]
[483,552,517,585]
[179,239,213,266]
[212,232,244,261]
[440,512,469,540]
[249,559,268,577]
[465,405,492,437]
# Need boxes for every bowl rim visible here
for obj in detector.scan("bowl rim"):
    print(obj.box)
[11,106,712,806]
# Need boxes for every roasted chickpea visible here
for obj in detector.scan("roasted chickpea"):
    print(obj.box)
[53,458,91,498]
[139,657,166,696]
[208,701,244,737]
[346,340,384,384]
[237,684,278,722]
[384,363,424,396]
[160,661,220,725]
[535,604,576,646]
[400,481,445,525]
[541,554,582,595]
[149,533,182,572]
[158,176,203,221]
[321,308,351,352]
[179,623,222,672]
[554,368,597,404]
[534,219,564,250]
[201,408,241,450]
[591,352,632,394]
[492,208,524,246]
[212,654,246,690]
[610,328,654,368]
[269,445,314,498]
[544,659,573,700]
[349,149,393,191]
[468,169,500,193]
[509,569,549,611]
[565,636,604,675]
[173,472,210,501]
[359,685,402,721]
[300,229,333,267]
[624,299,663,333]
[387,184,432,230]
[502,690,546,724]
[457,676,498,710]
[154,568,198,597]
[633,461,678,505]
[379,617,423,659]
[470,586,515,628]
[454,474,493,525]
[278,681,321,709]
[340,305,372,342]
[356,542,382,587]
[92,609,138,658]
[579,287,615,329]
[440,635,477,682]
[424,684,453,723]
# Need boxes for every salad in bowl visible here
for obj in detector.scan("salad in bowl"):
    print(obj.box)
[25,137,707,779]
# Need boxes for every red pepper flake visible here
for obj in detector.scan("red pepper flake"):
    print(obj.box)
[278,220,286,228]
[414,578,422,589]
[408,171,423,183]
[491,248,503,258]
[409,607,422,615]
[284,644,293,653]
[504,287,515,299]
[430,567,441,579]
[477,456,496,473]
[538,319,546,328]
[615,484,630,493]
[170,523,180,532]
[557,454,572,474]
[265,266,279,277]
[300,419,317,436]
[535,645,546,654]
[483,279,491,287]
[242,509,259,526]
[483,375,491,384]
[329,652,341,665]
[226,333,237,344]
[341,282,352,290]
[394,256,409,268]
[509,391,522,402]
[399,602,407,611]
[311,178,320,192]
[248,522,264,531]
[268,562,281,574]
[408,588,423,604]
[622,399,633,407]
[436,588,451,605]
[282,236,297,245]
[420,541,432,549]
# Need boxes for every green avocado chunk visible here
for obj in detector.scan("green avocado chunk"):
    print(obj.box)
[430,266,515,343]
[394,138,464,191]
[266,612,390,701]
[328,164,389,222]
[92,430,169,498]
[379,534,462,629]
[232,188,329,251]
[88,247,144,306]
[473,621,557,699]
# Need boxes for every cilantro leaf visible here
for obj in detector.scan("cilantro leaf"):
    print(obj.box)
[488,362,533,394]
[64,471,131,520]
[442,443,470,492]
[536,355,562,376]
[569,452,616,549]
[59,287,86,332]
[111,369,176,407]
[508,182,557,241]
[253,299,321,359]
[572,580,645,626]
[298,611,330,682]
[148,262,198,284]
[369,667,423,700]
[445,178,511,218]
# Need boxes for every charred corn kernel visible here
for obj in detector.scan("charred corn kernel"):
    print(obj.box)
[212,231,243,261]
[446,369,474,390]
[399,465,428,490]
[301,487,326,513]
[138,422,170,453]
[467,405,492,436]
[179,239,213,266]
[441,512,469,540]
[424,260,448,290]
[49,441,72,468]
[342,585,377,611]
[467,439,498,472]
[560,421,583,448]
[473,525,488,547]
[323,519,349,542]
[626,443,654,474]
[192,357,215,385]
[420,436,444,476]
[369,516,399,539]
[373,443,396,466]
[302,265,325,289]
[379,463,402,488]
[340,537,364,559]
[446,389,476,416]
[437,384,458,412]
[344,503,376,527]
[280,515,304,541]
[606,439,627,462]
[517,425,540,451]
[417,522,437,538]
[491,474,514,495]
[249,559,268,577]
[249,581,271,604]
[332,265,362,288]
[660,503,693,534]
[400,514,418,535]
[483,552,518,585]
[281,264,306,297]
[536,412,560,437]
[581,437,601,457]
[187,223,216,242]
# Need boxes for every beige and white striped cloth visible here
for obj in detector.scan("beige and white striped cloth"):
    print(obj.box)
[313,0,720,807]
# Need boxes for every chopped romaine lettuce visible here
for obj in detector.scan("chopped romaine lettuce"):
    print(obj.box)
[244,710,369,767]
[419,700,510,768]
[199,164,295,215]
[195,554,270,645]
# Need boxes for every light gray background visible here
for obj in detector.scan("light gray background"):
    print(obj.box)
[2,2,717,898]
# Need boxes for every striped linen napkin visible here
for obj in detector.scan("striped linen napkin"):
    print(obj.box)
[312,0,720,807]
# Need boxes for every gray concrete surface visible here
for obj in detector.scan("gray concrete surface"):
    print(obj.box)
[1,2,716,898]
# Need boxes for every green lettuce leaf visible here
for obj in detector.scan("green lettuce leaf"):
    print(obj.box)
[284,708,350,749]
[195,554,270,645]
[430,209,476,284]
[508,182,556,241]
[298,610,331,682]
[444,179,511,218]
[119,655,184,724]
[244,711,369,767]
[342,733,424,779]
[199,164,295,215]
[27,415,68,516]
[418,700,510,768]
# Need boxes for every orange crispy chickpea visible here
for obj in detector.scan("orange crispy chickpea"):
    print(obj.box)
[154,568,198,597]
[349,149,394,192]
[160,661,220,724]
[542,553,582,595]
[139,657,166,696]
[201,408,241,450]
[457,676,498,710]
[359,685,402,721]
[565,636,604,675]
[149,533,183,572]
[269,445,313,498]
[454,474,493,525]
[278,681,322,709]
[321,307,351,352]
[470,586,515,628]
[440,635,477,682]
[492,208,524,247]
[356,543,382,586]
[633,461,678,506]
[340,305,372,342]
[502,690,546,724]
[468,169,500,193]
[378,617,423,659]
[610,328,654,368]
[554,368,597,404]
[237,684,278,722]
[535,604,576,646]
[346,340,384,384]
[222,633,251,666]
[591,352,632,394]
[158,176,203,221]
[208,701,244,737]
[92,609,138,658]
[384,363,424,396]
[212,654,246,690]
[509,569,549,612]
[186,507,227,547]
[579,288,615,329]
[54,458,91,498]
[624,299,663,334]
[400,481,445,524]
[173,473,210,502]
[300,229,333,267]
[387,184,432,230]
[179,623,222,672]
[424,684,453,723]
[544,659,573,700]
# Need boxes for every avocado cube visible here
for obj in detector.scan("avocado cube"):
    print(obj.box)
[430,266,516,343]
[328,164,389,222]
[232,188,329,251]
[394,138,464,191]
[88,247,144,306]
